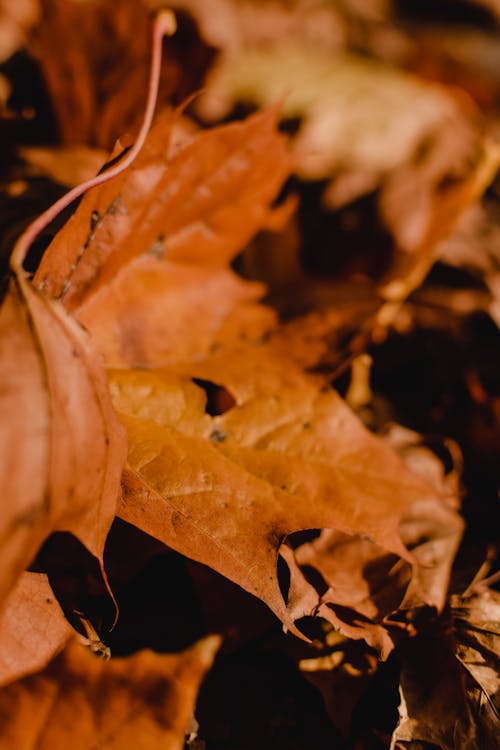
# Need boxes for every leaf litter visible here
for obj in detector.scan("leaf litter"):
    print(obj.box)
[0,1,499,748]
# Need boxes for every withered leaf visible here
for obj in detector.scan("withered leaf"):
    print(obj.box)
[29,0,211,149]
[76,259,271,368]
[19,144,109,188]
[35,108,290,316]
[393,588,500,750]
[452,588,500,733]
[0,635,220,749]
[0,271,127,610]
[111,364,442,638]
[291,427,463,655]
[0,572,72,687]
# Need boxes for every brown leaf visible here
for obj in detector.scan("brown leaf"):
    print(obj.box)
[452,588,500,731]
[77,259,271,368]
[111,363,439,638]
[394,623,478,750]
[0,635,220,749]
[0,572,72,687]
[19,145,108,187]
[29,0,212,149]
[379,134,500,301]
[0,272,127,609]
[31,0,151,147]
[34,108,290,320]
[393,588,500,749]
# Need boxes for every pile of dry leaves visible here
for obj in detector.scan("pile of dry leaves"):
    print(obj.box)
[0,1,498,748]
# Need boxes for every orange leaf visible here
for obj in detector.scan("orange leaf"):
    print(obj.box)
[0,572,72,687]
[35,108,291,316]
[0,636,220,749]
[0,273,127,609]
[111,365,436,637]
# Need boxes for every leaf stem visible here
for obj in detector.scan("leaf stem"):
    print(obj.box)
[10,9,177,274]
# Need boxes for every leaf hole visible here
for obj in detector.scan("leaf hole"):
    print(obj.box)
[277,553,291,604]
[192,378,236,416]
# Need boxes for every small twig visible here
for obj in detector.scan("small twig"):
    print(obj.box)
[75,611,111,660]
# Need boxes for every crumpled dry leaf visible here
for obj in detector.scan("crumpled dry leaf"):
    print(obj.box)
[392,587,500,750]
[0,270,127,610]
[378,132,500,298]
[393,624,478,750]
[0,572,72,687]
[452,587,500,733]
[0,635,220,749]
[281,424,463,655]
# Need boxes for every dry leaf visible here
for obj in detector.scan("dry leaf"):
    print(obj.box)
[35,108,290,313]
[29,0,210,148]
[191,32,481,202]
[0,635,220,749]
[393,588,500,749]
[0,572,72,687]
[19,145,108,187]
[0,271,127,609]
[452,588,500,733]
[32,98,464,647]
[111,363,445,640]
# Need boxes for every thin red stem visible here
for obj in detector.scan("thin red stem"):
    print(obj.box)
[11,9,177,273]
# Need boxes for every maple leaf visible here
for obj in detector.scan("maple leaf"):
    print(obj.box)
[34,107,289,371]
[110,358,457,643]
[30,76,464,648]
[0,635,220,749]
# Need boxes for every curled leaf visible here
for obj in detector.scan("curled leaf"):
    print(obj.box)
[0,273,127,609]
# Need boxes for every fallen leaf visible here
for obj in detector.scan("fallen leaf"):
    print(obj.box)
[452,588,500,732]
[35,107,290,316]
[29,0,212,149]
[31,96,463,647]
[378,132,500,300]
[111,363,443,639]
[0,270,127,609]
[393,588,500,749]
[0,635,220,749]
[0,572,72,687]
[393,623,478,750]
[192,34,481,204]
[19,144,108,187]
